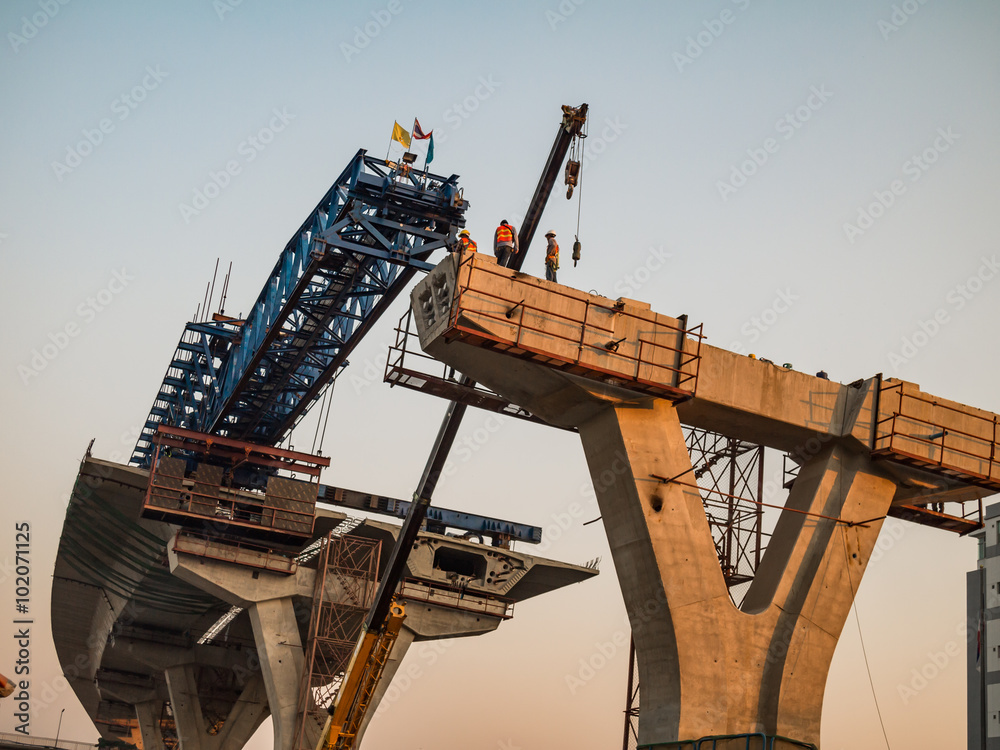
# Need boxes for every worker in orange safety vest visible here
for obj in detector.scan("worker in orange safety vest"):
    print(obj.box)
[493,219,519,267]
[458,229,477,253]
[544,230,559,282]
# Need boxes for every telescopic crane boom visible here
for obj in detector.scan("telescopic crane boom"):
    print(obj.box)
[318,102,589,750]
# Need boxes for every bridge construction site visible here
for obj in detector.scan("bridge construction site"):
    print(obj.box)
[49,104,1000,750]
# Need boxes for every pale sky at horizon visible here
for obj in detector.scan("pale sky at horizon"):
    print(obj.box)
[2,1,999,748]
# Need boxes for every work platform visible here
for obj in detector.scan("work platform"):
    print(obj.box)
[52,452,597,750]
[409,249,1000,748]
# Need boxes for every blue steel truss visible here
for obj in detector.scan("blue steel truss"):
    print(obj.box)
[130,150,467,468]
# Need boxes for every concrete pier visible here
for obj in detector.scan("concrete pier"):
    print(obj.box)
[410,250,999,746]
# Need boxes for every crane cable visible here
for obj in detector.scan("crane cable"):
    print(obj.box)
[841,522,891,749]
[571,117,588,266]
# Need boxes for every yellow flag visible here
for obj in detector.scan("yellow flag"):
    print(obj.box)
[391,121,411,148]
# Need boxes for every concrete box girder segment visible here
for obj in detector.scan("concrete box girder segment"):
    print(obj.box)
[409,251,999,746]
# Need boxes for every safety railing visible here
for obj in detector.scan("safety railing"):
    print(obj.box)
[398,578,514,619]
[872,380,1000,490]
[384,307,562,427]
[448,252,703,401]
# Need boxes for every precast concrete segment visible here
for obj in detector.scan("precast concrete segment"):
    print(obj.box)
[413,251,1000,496]
[249,598,308,750]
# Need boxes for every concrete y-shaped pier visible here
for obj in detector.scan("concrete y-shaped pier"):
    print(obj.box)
[410,251,999,747]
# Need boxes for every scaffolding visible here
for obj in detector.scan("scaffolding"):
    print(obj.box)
[292,533,381,750]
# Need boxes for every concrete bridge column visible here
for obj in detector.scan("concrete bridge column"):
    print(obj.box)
[248,598,310,750]
[135,700,166,750]
[164,664,269,750]
[164,664,209,750]
[578,400,896,747]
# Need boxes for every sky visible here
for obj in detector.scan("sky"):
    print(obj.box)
[1,1,999,748]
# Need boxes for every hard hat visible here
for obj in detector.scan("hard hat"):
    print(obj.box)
[545,229,556,237]
[459,229,470,237]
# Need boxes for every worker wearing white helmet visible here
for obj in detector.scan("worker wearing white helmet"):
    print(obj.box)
[544,230,559,282]
[457,228,477,253]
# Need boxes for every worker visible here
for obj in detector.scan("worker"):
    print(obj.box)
[493,219,518,267]
[457,229,477,253]
[544,230,559,282]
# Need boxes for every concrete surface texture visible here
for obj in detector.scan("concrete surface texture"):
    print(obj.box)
[410,250,1000,747]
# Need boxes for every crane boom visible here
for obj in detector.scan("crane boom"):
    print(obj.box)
[511,103,588,271]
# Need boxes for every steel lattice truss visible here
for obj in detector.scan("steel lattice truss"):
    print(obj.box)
[131,150,467,467]
[685,426,766,607]
[294,533,380,750]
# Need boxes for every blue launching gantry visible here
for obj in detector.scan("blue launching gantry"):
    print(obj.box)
[128,149,542,545]
[131,149,466,463]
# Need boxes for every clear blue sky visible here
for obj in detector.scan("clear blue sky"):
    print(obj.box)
[2,1,999,748]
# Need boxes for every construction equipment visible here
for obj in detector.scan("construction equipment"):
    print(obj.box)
[317,102,589,749]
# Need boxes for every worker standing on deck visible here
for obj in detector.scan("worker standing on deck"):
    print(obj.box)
[493,219,518,267]
[458,229,477,253]
[544,230,559,282]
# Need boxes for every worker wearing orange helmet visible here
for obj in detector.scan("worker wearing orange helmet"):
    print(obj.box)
[493,219,519,267]
[544,230,559,282]
[457,229,477,253]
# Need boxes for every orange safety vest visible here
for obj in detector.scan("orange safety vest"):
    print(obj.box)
[546,240,559,264]
[495,224,514,243]
[460,237,478,253]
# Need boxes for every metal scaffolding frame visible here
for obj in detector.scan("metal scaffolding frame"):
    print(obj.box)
[293,533,381,750]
